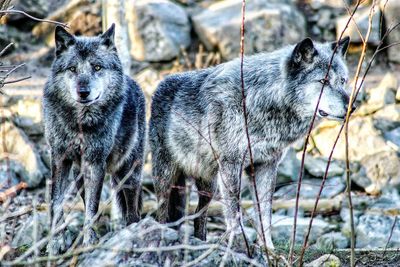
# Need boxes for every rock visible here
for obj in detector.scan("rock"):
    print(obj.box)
[397,87,400,102]
[383,127,400,149]
[352,151,400,195]
[32,1,102,45]
[271,215,333,245]
[305,254,341,267]
[373,104,400,132]
[79,217,266,266]
[128,0,191,62]
[356,214,400,248]
[382,1,400,63]
[274,176,345,199]
[366,195,400,216]
[0,161,20,188]
[192,0,306,60]
[0,25,28,52]
[10,97,44,137]
[304,156,344,178]
[277,147,301,182]
[0,122,48,188]
[135,68,164,119]
[317,232,349,249]
[313,117,392,161]
[358,72,397,115]
[336,6,381,45]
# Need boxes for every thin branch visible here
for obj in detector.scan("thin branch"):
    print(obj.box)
[0,9,69,28]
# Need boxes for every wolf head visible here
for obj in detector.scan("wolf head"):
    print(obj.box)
[50,24,123,105]
[286,37,355,121]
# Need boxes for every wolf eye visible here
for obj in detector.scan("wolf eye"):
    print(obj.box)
[94,65,101,71]
[341,78,346,84]
[319,79,329,86]
[68,66,76,73]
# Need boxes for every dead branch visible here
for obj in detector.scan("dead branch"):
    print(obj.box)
[0,10,69,28]
[0,182,27,203]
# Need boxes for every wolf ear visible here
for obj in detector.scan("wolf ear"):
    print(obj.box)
[100,23,115,49]
[55,26,75,56]
[331,36,350,56]
[292,38,316,65]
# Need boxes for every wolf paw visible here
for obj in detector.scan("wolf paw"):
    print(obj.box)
[82,229,99,247]
[47,234,67,255]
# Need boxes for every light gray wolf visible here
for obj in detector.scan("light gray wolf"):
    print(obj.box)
[149,37,353,249]
[43,24,146,253]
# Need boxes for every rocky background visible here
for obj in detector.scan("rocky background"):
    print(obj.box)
[1,0,400,266]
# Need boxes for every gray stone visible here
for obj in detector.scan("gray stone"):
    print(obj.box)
[356,214,400,248]
[384,127,400,149]
[79,217,267,266]
[313,117,392,161]
[336,7,381,45]
[129,0,191,62]
[352,151,400,195]
[304,156,344,178]
[305,254,341,267]
[373,104,400,132]
[271,215,333,245]
[366,195,400,216]
[358,72,397,115]
[9,97,44,137]
[277,147,301,181]
[382,1,400,63]
[274,176,345,199]
[0,122,48,188]
[316,232,349,249]
[192,0,306,60]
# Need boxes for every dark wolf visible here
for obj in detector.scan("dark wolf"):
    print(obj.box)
[43,24,146,253]
[149,37,354,248]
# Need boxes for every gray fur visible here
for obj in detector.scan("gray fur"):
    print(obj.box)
[43,25,146,253]
[149,37,352,248]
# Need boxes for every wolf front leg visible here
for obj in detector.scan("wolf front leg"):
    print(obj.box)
[47,156,72,255]
[82,161,105,246]
[249,162,278,250]
[218,162,243,235]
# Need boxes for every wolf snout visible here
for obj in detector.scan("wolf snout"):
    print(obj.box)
[77,87,91,100]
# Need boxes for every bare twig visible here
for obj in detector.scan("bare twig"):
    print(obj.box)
[0,9,69,28]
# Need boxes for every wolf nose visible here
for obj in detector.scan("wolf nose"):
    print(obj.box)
[78,88,90,99]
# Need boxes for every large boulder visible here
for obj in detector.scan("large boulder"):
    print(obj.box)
[373,104,400,132]
[9,96,44,138]
[356,214,400,248]
[351,151,400,195]
[192,0,306,60]
[274,176,345,199]
[128,0,191,62]
[336,6,381,45]
[312,117,392,161]
[382,1,400,63]
[0,121,48,188]
[357,72,397,116]
[271,215,334,245]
